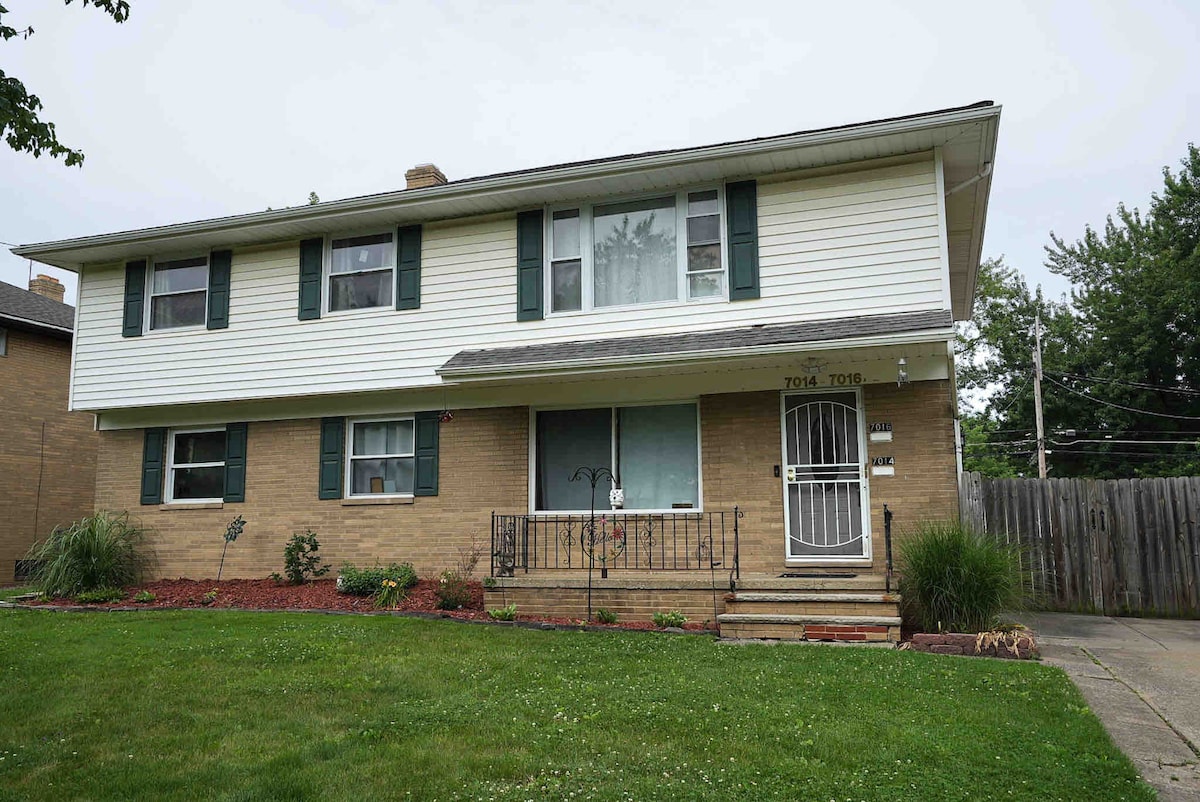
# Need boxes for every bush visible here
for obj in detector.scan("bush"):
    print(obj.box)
[133,590,156,604]
[595,608,618,624]
[337,562,418,596]
[25,512,152,597]
[435,570,473,610]
[487,603,517,621]
[898,520,1024,633]
[373,579,406,610]
[653,610,687,628]
[281,530,330,584]
[75,587,125,604]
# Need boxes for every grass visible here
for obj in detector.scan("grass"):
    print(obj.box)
[0,610,1151,801]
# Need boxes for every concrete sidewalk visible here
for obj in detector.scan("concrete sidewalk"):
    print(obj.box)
[1025,612,1200,801]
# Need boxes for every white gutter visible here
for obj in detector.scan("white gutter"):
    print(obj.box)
[944,162,993,198]
[437,327,956,381]
[0,311,73,335]
[12,103,1001,266]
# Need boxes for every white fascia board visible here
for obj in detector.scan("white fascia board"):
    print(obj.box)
[437,328,957,382]
[12,104,1001,271]
[0,311,73,335]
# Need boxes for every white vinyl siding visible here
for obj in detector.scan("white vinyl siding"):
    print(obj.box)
[70,158,946,410]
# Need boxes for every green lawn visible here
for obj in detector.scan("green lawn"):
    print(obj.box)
[0,610,1150,801]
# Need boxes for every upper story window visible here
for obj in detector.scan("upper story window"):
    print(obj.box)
[346,417,415,496]
[0,327,7,356]
[167,427,225,503]
[327,232,394,312]
[546,187,725,314]
[149,256,208,330]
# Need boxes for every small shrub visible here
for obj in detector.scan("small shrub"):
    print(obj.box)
[75,587,124,604]
[898,520,1024,633]
[337,562,418,596]
[653,610,687,628]
[133,590,156,604]
[435,570,473,610]
[481,576,497,590]
[373,579,406,610]
[487,603,517,621]
[281,530,330,585]
[217,515,246,582]
[26,512,152,597]
[201,589,219,606]
[595,608,618,624]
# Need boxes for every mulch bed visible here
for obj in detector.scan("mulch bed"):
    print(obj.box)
[17,578,715,634]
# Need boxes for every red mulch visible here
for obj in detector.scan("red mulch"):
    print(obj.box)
[22,578,714,633]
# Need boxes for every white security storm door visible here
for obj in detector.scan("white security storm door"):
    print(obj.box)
[782,392,870,560]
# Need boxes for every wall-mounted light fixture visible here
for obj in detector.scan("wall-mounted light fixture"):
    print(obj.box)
[897,357,910,387]
[800,357,828,376]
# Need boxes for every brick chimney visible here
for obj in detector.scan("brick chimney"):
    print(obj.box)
[405,163,447,190]
[28,274,65,304]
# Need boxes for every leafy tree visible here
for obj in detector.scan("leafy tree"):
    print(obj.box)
[0,1,130,167]
[308,191,320,205]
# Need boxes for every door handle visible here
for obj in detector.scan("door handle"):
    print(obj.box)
[786,468,796,482]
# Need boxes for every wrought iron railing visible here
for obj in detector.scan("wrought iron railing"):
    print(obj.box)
[491,509,741,579]
[883,503,894,593]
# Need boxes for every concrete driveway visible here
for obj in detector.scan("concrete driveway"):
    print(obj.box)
[1025,612,1200,801]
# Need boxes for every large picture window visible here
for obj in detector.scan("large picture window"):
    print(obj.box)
[546,188,724,313]
[167,428,226,503]
[149,256,208,330]
[327,232,395,312]
[534,403,700,512]
[347,418,415,496]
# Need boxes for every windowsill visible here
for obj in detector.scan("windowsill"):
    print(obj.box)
[545,295,728,319]
[323,304,395,318]
[341,496,415,506]
[159,502,224,510]
[145,324,208,336]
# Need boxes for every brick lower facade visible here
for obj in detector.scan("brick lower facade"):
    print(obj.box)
[94,380,957,622]
[0,327,98,583]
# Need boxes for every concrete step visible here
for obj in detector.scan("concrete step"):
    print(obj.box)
[730,592,897,603]
[717,613,902,626]
[724,600,899,618]
[735,574,889,591]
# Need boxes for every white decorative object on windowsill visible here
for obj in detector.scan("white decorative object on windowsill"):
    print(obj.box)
[609,487,625,509]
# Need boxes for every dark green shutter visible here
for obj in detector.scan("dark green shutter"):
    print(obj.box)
[516,210,544,321]
[140,427,166,505]
[396,224,422,310]
[223,422,248,502]
[207,250,232,330]
[122,259,147,337]
[726,180,760,301]
[298,238,323,320]
[414,411,440,496]
[318,417,344,499]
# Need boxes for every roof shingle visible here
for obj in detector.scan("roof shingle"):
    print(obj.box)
[0,280,75,334]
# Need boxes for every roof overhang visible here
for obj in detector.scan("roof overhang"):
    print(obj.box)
[12,101,999,319]
[0,311,73,339]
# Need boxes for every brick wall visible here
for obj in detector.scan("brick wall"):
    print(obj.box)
[94,381,957,583]
[95,408,528,580]
[0,327,98,583]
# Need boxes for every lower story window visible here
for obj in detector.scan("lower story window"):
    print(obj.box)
[534,403,700,511]
[167,428,226,502]
[347,418,415,496]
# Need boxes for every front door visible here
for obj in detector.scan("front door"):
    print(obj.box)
[782,391,870,561]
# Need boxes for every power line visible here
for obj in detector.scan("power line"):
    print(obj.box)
[1043,375,1200,421]
[1051,438,1200,447]
[1045,369,1200,397]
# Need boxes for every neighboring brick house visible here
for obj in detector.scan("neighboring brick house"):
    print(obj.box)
[11,101,1001,640]
[0,276,98,583]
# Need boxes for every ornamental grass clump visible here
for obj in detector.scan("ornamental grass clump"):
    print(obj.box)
[25,511,153,598]
[898,520,1025,634]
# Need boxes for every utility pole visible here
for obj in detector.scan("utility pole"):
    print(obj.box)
[1032,313,1047,479]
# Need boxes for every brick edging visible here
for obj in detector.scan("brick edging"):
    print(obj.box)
[899,631,1038,659]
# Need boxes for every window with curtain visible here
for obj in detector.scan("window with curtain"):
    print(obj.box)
[328,232,395,312]
[534,404,700,511]
[150,256,208,330]
[348,418,415,495]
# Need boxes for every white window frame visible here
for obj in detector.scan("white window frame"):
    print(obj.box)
[344,415,416,499]
[527,400,704,515]
[145,253,209,332]
[543,185,727,315]
[165,426,226,505]
[323,230,397,315]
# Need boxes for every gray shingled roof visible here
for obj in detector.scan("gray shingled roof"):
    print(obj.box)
[439,310,953,375]
[0,280,75,334]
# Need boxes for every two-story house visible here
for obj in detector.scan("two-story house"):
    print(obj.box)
[12,101,1000,640]
[1,276,99,582]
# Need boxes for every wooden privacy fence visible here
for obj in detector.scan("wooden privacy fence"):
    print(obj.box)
[959,472,1200,617]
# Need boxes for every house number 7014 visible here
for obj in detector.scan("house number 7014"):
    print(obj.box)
[784,373,864,389]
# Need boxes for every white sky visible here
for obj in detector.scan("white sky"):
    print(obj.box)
[2,0,1197,307]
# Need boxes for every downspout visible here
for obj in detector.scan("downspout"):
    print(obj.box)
[944,162,993,198]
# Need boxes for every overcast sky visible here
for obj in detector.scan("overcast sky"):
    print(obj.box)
[2,0,1196,307]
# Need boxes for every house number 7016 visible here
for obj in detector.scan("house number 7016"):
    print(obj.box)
[784,373,864,389]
